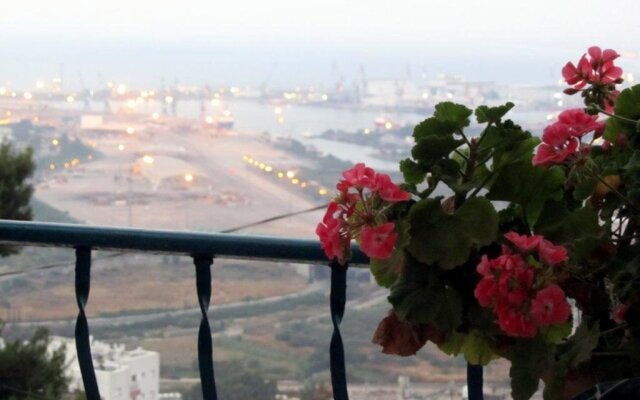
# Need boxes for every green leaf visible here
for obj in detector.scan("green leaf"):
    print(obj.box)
[399,159,428,185]
[539,205,600,243]
[543,320,600,400]
[614,84,640,121]
[487,162,565,228]
[390,284,462,331]
[437,331,466,356]
[388,261,463,331]
[509,340,553,400]
[475,102,515,124]
[411,135,464,167]
[541,322,572,344]
[407,197,498,269]
[604,84,640,140]
[461,330,497,365]
[433,102,473,129]
[413,117,459,140]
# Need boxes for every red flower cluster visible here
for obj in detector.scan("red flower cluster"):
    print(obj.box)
[532,108,605,167]
[316,163,411,263]
[474,232,571,338]
[562,46,623,90]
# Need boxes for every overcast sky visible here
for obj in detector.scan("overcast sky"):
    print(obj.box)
[2,1,639,88]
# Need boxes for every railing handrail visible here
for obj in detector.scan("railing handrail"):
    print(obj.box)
[0,220,369,265]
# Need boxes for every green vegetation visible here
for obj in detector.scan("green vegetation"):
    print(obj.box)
[0,141,35,256]
[0,324,71,400]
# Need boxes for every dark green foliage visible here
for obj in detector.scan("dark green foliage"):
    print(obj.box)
[0,325,70,400]
[0,142,35,256]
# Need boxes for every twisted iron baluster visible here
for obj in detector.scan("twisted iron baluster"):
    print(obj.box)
[329,260,349,400]
[193,254,218,400]
[74,247,100,400]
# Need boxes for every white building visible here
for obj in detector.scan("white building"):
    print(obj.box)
[49,336,160,400]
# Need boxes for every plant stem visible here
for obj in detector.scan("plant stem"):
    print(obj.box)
[468,171,496,198]
[599,324,628,337]
[594,174,635,209]
[457,129,473,148]
[592,105,639,125]
[454,149,469,162]
[475,122,493,148]
[592,351,627,357]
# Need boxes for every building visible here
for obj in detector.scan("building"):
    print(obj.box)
[49,336,160,400]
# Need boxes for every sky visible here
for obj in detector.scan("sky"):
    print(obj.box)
[2,0,640,88]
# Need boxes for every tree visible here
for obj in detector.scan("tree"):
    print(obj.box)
[0,324,70,400]
[0,141,35,256]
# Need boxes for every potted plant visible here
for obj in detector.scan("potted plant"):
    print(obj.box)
[316,46,640,399]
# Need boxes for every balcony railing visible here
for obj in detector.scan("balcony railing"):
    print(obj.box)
[0,220,484,400]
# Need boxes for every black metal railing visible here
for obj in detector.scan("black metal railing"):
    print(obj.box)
[0,220,484,400]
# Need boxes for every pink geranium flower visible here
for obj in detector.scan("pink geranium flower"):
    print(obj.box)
[339,163,376,191]
[533,122,580,167]
[537,239,568,265]
[360,222,398,259]
[316,216,349,263]
[474,277,497,307]
[563,46,622,89]
[374,173,411,203]
[612,303,630,324]
[557,109,601,137]
[531,284,571,326]
[504,232,543,252]
[496,304,537,338]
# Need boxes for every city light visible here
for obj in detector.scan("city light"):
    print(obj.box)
[0,88,6,95]
[52,139,59,146]
[118,144,125,151]
[36,80,44,89]
[126,127,135,135]
[205,116,214,124]
[143,155,154,164]
[364,128,371,135]
[23,92,33,100]
[184,173,194,183]
[116,84,127,95]
[321,94,328,101]
[273,106,283,115]
[286,170,295,179]
[211,99,221,107]
[49,163,55,170]
[165,95,174,104]
[127,99,137,109]
[385,122,393,130]
[152,112,160,120]
[264,166,273,172]
[66,95,75,103]
[277,172,284,178]
[318,188,328,196]
[291,178,299,185]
